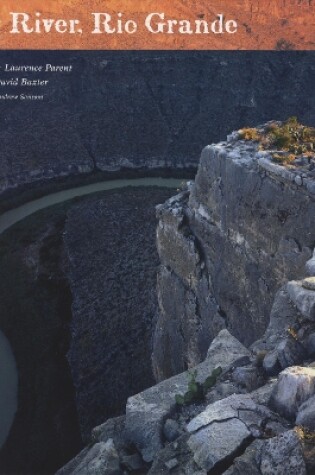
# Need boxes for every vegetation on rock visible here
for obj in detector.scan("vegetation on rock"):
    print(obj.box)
[239,117,315,165]
[296,426,315,444]
[175,367,222,406]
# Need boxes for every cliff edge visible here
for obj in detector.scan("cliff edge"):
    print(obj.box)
[57,123,315,474]
[1,52,315,205]
[154,121,315,379]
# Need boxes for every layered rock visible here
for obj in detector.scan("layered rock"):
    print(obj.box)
[154,127,315,379]
[1,51,315,203]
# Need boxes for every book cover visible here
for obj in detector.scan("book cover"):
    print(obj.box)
[0,2,314,474]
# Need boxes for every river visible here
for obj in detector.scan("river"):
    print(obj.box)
[0,177,183,450]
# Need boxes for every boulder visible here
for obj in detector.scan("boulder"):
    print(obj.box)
[206,329,251,366]
[188,419,251,472]
[264,420,290,437]
[259,430,307,475]
[250,380,278,406]
[269,366,315,420]
[187,394,259,433]
[232,366,262,391]
[206,381,245,405]
[223,439,264,475]
[302,277,315,291]
[301,436,315,474]
[263,336,306,376]
[187,393,273,440]
[164,458,179,470]
[126,330,250,462]
[253,288,301,353]
[276,337,306,370]
[263,350,281,376]
[186,393,278,471]
[296,394,315,431]
[287,281,315,321]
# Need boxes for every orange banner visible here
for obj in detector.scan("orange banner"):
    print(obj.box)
[0,0,314,50]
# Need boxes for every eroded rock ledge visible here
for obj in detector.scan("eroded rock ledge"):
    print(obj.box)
[154,125,315,379]
[57,126,315,474]
[57,318,315,474]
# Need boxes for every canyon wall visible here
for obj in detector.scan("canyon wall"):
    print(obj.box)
[57,127,315,475]
[63,187,175,440]
[1,51,315,200]
[154,131,315,380]
[0,185,177,473]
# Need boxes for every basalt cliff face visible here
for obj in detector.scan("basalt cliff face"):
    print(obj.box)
[57,126,315,475]
[1,51,315,204]
[153,128,315,380]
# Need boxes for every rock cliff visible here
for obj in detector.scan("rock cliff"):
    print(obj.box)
[154,124,315,379]
[56,125,315,474]
[1,51,315,204]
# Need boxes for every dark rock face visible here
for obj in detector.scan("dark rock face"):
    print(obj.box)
[154,136,315,379]
[1,51,315,198]
[63,187,176,440]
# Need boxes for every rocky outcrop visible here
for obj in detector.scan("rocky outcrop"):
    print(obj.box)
[154,125,315,379]
[259,430,307,475]
[58,258,315,473]
[56,329,262,475]
[270,366,315,420]
[57,125,315,474]
[1,51,315,203]
[125,330,250,463]
[57,318,315,474]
